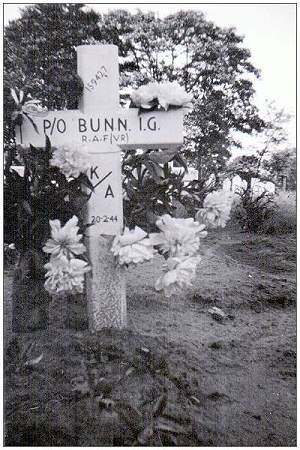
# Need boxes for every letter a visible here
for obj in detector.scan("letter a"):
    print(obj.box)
[105,185,114,198]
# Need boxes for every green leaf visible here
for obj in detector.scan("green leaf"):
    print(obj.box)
[23,112,39,134]
[148,148,179,164]
[173,153,188,172]
[153,393,167,417]
[45,135,51,154]
[77,173,94,192]
[10,88,19,105]
[144,160,164,183]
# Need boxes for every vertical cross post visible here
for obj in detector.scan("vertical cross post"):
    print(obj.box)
[77,45,126,330]
[15,44,186,331]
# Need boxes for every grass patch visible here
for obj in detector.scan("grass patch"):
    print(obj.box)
[220,233,296,274]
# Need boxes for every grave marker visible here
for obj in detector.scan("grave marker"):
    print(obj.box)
[15,44,186,330]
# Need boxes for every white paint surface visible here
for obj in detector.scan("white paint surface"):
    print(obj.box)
[15,109,184,151]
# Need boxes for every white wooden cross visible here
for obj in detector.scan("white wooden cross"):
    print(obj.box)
[15,45,185,330]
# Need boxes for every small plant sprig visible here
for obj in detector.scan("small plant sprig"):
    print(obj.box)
[10,87,48,133]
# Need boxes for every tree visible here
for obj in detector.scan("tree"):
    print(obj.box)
[4,5,265,221]
[266,148,296,191]
[4,4,100,147]
[226,102,290,190]
[98,10,265,202]
[227,154,271,191]
[5,6,264,134]
[183,77,264,203]
[226,152,276,233]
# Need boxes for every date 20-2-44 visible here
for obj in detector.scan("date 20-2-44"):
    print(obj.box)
[91,215,118,224]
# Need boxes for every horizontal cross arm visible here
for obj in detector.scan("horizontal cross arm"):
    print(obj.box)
[15,108,184,151]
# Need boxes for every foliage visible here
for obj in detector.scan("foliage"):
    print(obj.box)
[227,154,271,190]
[122,148,188,229]
[4,4,99,155]
[127,8,267,200]
[4,137,93,253]
[4,5,266,223]
[227,103,290,190]
[249,102,290,157]
[232,189,296,235]
[232,188,276,233]
[4,4,98,107]
[262,191,296,234]
[265,148,296,191]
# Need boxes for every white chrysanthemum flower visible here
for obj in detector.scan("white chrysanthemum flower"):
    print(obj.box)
[196,208,230,229]
[111,226,155,266]
[150,214,207,258]
[156,82,193,110]
[130,82,158,109]
[196,191,234,229]
[50,144,90,178]
[204,190,234,211]
[43,215,86,259]
[44,255,91,295]
[130,81,193,110]
[155,255,201,297]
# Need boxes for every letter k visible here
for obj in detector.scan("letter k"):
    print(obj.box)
[90,166,99,179]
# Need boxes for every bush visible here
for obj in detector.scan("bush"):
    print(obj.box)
[263,191,296,234]
[231,188,276,233]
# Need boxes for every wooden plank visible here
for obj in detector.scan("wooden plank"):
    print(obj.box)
[15,109,184,150]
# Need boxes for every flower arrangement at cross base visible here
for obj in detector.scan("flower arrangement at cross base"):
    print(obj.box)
[150,215,207,257]
[111,226,155,266]
[43,214,206,298]
[111,214,207,298]
[155,255,202,298]
[14,83,231,300]
[150,215,206,296]
[43,216,91,296]
[44,255,91,295]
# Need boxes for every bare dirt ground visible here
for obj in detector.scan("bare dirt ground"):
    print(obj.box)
[4,230,296,446]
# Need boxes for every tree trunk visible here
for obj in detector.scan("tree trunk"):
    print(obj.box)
[282,175,287,191]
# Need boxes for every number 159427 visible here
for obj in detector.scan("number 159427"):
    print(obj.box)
[85,66,108,93]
